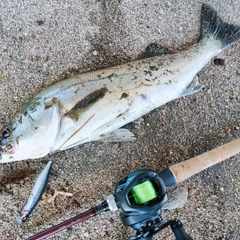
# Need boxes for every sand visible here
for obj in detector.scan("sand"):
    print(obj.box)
[0,0,239,239]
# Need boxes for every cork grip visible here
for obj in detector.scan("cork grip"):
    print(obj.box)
[169,138,240,184]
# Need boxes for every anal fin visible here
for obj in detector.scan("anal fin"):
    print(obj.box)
[98,129,135,142]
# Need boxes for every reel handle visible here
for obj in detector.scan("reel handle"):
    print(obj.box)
[171,220,193,240]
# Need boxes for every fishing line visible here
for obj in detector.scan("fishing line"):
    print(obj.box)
[131,180,158,204]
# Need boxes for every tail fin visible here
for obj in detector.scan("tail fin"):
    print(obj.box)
[200,4,240,49]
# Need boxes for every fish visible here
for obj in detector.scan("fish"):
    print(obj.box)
[15,161,53,223]
[1,4,240,163]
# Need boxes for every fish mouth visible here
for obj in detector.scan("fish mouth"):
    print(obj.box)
[0,137,15,163]
[0,136,7,147]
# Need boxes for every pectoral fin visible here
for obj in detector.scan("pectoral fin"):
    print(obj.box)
[180,75,205,97]
[65,87,109,121]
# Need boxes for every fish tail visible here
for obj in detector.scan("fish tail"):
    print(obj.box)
[200,4,240,49]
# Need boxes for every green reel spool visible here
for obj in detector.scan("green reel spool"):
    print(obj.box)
[131,180,158,204]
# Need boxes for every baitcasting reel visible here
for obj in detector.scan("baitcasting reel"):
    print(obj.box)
[114,169,193,240]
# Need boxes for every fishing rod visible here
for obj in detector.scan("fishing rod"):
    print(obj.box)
[26,138,240,240]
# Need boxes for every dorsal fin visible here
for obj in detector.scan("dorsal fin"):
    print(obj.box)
[136,43,173,60]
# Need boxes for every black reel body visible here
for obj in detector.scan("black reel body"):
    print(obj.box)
[115,169,167,239]
[114,169,193,240]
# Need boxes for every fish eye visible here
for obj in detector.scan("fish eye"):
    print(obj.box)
[2,128,11,138]
[6,144,13,150]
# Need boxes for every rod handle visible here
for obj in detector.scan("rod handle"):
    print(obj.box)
[169,138,240,184]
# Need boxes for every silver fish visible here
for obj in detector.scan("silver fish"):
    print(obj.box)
[1,5,240,163]
[15,161,53,223]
